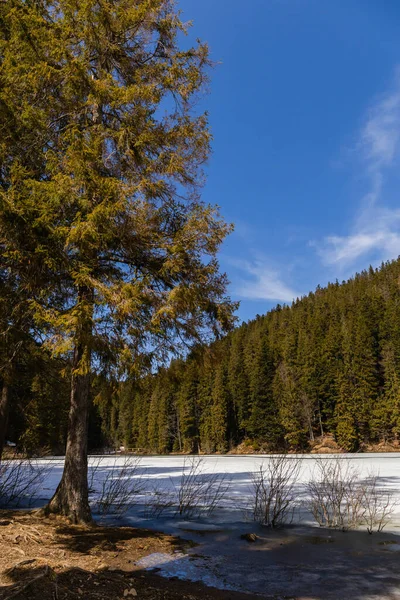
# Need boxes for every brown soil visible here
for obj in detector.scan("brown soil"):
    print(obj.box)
[0,511,259,600]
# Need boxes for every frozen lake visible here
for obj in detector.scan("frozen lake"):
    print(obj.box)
[30,452,400,530]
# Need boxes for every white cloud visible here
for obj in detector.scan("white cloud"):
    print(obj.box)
[316,70,400,270]
[319,217,400,267]
[361,76,400,171]
[231,258,299,303]
[364,122,396,167]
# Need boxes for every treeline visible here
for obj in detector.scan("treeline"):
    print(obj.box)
[3,347,108,455]
[111,258,400,453]
[5,257,400,456]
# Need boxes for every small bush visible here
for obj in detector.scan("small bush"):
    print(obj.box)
[174,457,231,519]
[89,456,145,518]
[144,483,175,518]
[88,456,104,495]
[0,459,50,508]
[307,457,397,532]
[145,458,231,520]
[360,472,398,534]
[307,457,364,530]
[249,455,301,528]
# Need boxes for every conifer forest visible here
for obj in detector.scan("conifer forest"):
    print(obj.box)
[98,258,400,454]
[5,258,400,456]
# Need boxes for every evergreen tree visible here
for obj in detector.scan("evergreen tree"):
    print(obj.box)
[196,350,214,453]
[124,258,400,455]
[334,317,359,451]
[247,338,282,449]
[211,363,229,452]
[228,326,250,437]
[177,361,200,453]
[0,0,236,522]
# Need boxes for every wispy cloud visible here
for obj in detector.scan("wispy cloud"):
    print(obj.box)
[230,257,300,303]
[361,74,400,171]
[318,213,400,267]
[316,69,400,269]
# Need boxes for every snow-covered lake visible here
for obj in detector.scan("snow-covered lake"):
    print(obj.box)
[31,452,400,530]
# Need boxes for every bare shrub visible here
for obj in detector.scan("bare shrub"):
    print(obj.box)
[307,458,397,532]
[249,455,301,528]
[88,456,104,496]
[174,457,201,518]
[360,472,398,534]
[90,456,145,517]
[144,483,175,518]
[0,459,50,508]
[201,471,231,516]
[307,457,364,530]
[171,457,230,519]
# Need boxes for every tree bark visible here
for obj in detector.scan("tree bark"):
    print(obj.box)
[46,287,93,524]
[318,403,324,437]
[0,381,10,462]
[46,341,92,523]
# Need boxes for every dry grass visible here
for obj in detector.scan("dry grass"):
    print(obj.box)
[0,510,252,600]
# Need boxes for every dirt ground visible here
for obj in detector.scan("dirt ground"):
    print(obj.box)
[2,510,400,600]
[0,510,261,600]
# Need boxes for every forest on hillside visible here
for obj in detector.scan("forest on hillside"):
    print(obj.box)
[7,257,400,455]
[113,258,400,454]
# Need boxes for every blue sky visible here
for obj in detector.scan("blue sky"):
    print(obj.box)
[181,0,400,322]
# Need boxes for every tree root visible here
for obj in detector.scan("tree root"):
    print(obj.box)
[3,565,52,600]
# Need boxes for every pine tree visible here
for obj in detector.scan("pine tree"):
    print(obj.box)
[117,379,136,449]
[134,382,151,451]
[334,317,359,451]
[211,363,229,452]
[177,361,200,453]
[195,349,214,452]
[147,380,162,453]
[228,325,250,438]
[116,258,400,456]
[0,266,34,458]
[247,338,283,449]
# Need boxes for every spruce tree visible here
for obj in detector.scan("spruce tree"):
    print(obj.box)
[228,326,250,437]
[177,361,200,453]
[247,338,282,449]
[211,362,229,452]
[197,349,214,452]
[335,317,359,451]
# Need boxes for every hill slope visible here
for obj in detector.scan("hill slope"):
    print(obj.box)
[113,258,400,453]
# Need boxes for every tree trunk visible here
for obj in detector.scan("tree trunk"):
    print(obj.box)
[0,381,10,462]
[176,411,182,451]
[46,341,92,523]
[308,417,314,442]
[318,406,324,437]
[46,287,93,524]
